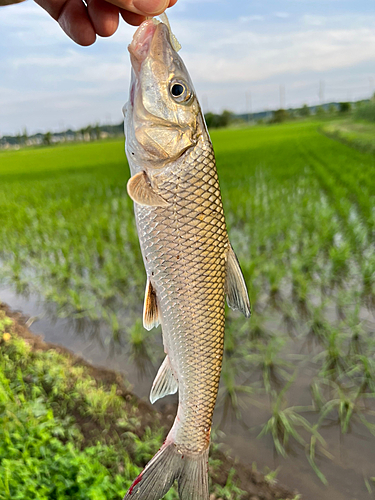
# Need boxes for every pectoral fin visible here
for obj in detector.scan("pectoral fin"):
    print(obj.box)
[150,355,178,404]
[127,171,170,207]
[225,244,251,318]
[143,278,160,331]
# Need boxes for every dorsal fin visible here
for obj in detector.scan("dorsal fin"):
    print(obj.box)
[225,244,251,318]
[127,171,170,207]
[143,278,160,331]
[150,355,178,404]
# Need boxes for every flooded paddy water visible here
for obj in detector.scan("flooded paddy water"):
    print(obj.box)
[2,284,374,500]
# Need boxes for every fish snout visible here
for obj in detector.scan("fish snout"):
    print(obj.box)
[129,21,172,74]
[128,20,158,73]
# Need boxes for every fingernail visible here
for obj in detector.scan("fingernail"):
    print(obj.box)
[133,0,168,15]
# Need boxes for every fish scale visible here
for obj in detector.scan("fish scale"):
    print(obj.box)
[135,137,227,454]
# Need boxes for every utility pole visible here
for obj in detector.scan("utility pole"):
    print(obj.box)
[246,91,252,122]
[279,84,285,109]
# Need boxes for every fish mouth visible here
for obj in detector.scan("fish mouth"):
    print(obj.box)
[128,20,170,74]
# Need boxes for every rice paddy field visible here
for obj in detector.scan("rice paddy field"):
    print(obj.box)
[1,120,375,500]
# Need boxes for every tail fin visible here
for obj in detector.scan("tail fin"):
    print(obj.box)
[123,442,209,500]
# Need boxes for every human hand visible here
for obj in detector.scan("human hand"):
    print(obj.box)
[34,0,178,46]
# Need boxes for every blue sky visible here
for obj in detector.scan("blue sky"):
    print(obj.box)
[1,0,375,135]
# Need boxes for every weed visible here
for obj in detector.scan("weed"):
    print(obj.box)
[212,468,246,500]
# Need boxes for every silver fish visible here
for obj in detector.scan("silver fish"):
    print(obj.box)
[123,17,250,500]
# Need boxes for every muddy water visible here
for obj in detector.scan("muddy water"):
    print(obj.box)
[1,286,374,500]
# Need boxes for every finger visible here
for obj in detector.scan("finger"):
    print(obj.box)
[35,0,96,46]
[120,8,145,26]
[58,0,97,45]
[105,0,168,16]
[87,0,119,37]
[119,0,177,27]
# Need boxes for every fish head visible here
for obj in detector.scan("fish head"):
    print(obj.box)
[124,20,201,169]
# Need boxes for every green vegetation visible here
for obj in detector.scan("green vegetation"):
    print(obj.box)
[204,110,236,129]
[354,99,375,122]
[322,98,375,153]
[1,119,375,491]
[322,120,375,153]
[0,309,158,499]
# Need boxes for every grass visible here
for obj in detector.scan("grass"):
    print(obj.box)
[322,119,375,154]
[1,119,375,490]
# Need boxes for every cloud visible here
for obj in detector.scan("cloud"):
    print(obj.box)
[239,15,264,23]
[274,12,290,19]
[172,16,375,84]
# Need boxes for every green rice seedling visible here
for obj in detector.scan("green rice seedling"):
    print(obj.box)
[335,288,354,322]
[362,253,375,309]
[281,304,298,337]
[306,422,331,486]
[313,378,375,435]
[258,376,324,458]
[265,262,284,310]
[364,475,375,494]
[345,354,375,394]
[305,303,330,348]
[223,317,239,357]
[345,304,368,357]
[329,242,351,287]
[247,313,272,342]
[218,357,256,422]
[315,328,347,380]
[291,271,310,320]
[247,337,292,394]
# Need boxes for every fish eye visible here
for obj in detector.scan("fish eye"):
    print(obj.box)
[171,83,184,97]
[169,80,191,103]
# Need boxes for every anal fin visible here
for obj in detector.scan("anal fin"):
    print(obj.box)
[225,243,251,318]
[143,278,160,331]
[127,171,170,207]
[150,355,178,404]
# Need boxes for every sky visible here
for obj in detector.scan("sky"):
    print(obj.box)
[1,0,375,135]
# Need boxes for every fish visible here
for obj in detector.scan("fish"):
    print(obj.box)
[123,16,250,500]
